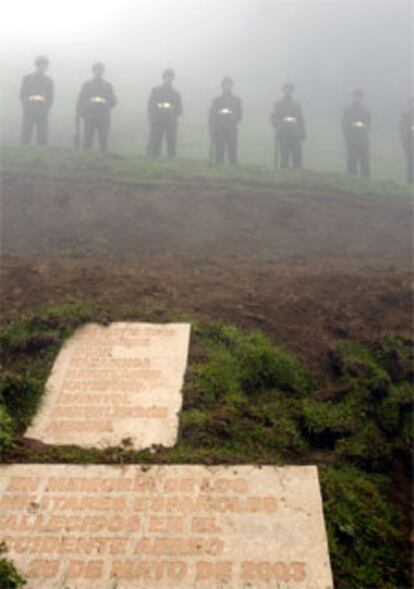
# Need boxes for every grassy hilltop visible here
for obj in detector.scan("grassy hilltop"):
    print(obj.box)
[2,146,412,199]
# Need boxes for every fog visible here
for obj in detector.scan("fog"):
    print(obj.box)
[1,0,412,178]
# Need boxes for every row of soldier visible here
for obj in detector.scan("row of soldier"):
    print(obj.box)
[20,56,414,183]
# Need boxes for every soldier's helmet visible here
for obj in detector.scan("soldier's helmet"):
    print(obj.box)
[221,76,234,87]
[92,62,105,75]
[34,55,49,67]
[163,68,175,80]
[353,88,364,100]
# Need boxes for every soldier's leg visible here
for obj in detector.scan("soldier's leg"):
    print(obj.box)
[21,110,34,145]
[215,128,226,165]
[97,118,110,152]
[287,136,296,168]
[150,123,163,158]
[228,128,238,165]
[360,143,370,178]
[36,114,49,146]
[407,147,414,183]
[274,134,279,168]
[279,136,289,168]
[83,118,94,150]
[166,122,177,159]
[292,138,303,169]
[347,145,358,175]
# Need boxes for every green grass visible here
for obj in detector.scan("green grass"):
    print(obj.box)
[0,544,26,589]
[1,146,412,199]
[0,302,412,588]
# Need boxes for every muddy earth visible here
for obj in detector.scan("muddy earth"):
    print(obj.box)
[1,171,413,377]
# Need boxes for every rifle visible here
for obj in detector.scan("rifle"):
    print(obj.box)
[146,132,153,158]
[209,128,216,167]
[274,133,279,169]
[74,115,82,150]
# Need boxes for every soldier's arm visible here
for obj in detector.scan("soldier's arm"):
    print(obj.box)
[20,76,28,104]
[109,84,117,109]
[298,105,306,140]
[76,84,87,118]
[400,113,408,149]
[366,109,372,133]
[208,100,216,135]
[273,103,281,126]
[341,109,349,142]
[148,89,156,120]
[237,98,243,123]
[47,78,54,110]
[270,105,277,127]
[175,92,183,117]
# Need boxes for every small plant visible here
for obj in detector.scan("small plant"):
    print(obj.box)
[0,543,26,588]
[0,404,13,454]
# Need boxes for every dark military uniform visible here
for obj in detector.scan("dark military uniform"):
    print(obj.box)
[76,78,117,152]
[148,85,182,158]
[400,107,414,184]
[209,94,242,165]
[342,103,371,178]
[20,72,53,145]
[271,97,306,169]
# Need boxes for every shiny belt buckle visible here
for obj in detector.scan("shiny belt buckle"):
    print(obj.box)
[90,97,106,104]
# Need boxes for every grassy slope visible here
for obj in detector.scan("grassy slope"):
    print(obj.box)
[1,146,412,199]
[1,148,413,587]
[0,302,412,589]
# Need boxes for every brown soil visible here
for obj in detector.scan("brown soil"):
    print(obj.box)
[1,171,413,378]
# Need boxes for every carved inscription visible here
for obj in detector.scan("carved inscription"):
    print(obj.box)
[0,465,334,588]
[26,323,191,449]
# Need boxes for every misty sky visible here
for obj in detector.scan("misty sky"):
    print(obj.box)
[0,0,413,176]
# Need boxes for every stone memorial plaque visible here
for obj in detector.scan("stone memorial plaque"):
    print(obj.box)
[26,323,191,449]
[0,464,333,589]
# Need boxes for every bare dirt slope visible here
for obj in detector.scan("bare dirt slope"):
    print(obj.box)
[1,172,412,376]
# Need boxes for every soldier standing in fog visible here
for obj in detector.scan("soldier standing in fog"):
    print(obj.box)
[208,76,242,165]
[147,69,182,159]
[342,89,371,178]
[76,62,117,152]
[20,56,54,146]
[271,82,306,169]
[400,97,414,184]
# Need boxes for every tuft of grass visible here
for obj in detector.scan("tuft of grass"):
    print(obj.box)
[0,405,13,453]
[321,466,407,589]
[0,543,26,588]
